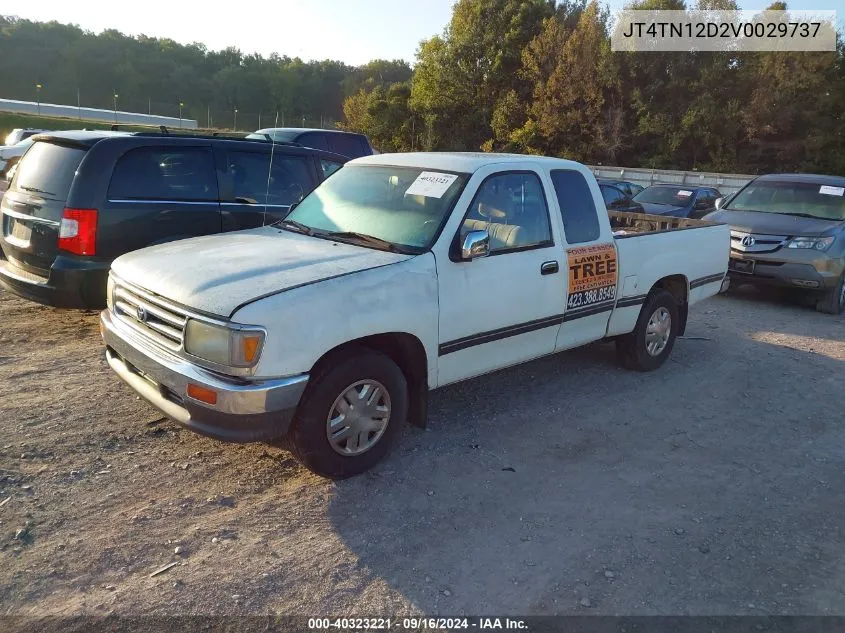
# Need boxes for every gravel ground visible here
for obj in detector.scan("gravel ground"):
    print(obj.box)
[0,286,843,617]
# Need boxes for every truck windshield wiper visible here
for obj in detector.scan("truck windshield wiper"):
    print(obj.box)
[320,231,409,253]
[276,219,314,235]
[20,185,56,196]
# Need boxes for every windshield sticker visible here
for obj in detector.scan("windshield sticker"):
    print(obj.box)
[405,172,459,198]
[566,244,618,311]
[819,185,845,197]
[677,190,693,197]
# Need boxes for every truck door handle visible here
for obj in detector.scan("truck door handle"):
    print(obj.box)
[541,261,559,275]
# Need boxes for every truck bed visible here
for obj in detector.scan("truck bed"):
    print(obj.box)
[609,211,720,237]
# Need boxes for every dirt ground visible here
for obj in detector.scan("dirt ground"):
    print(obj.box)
[0,285,844,618]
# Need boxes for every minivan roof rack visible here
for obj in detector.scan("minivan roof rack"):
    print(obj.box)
[129,130,302,145]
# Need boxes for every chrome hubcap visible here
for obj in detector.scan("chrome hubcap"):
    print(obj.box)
[326,380,391,456]
[645,307,672,357]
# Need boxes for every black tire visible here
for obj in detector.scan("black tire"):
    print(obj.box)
[816,272,845,315]
[616,289,679,372]
[290,347,408,479]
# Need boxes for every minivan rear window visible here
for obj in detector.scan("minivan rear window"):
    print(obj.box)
[14,142,86,202]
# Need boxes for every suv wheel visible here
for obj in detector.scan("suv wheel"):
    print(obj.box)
[816,272,845,315]
[616,289,679,371]
[290,348,408,478]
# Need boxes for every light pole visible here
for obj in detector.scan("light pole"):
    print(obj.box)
[233,107,238,131]
[113,92,119,123]
[179,102,184,128]
[35,84,42,115]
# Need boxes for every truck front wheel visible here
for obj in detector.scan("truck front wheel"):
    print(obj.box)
[290,348,408,478]
[616,289,679,372]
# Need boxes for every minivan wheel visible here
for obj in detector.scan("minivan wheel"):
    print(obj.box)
[616,289,679,372]
[290,348,408,478]
[816,272,845,315]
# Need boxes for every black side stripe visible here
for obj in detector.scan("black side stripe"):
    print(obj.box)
[690,273,725,289]
[615,294,648,308]
[439,314,565,356]
[562,300,616,322]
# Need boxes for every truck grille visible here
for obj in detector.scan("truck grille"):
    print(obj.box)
[730,230,789,254]
[113,282,188,351]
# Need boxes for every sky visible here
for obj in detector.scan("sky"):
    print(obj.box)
[5,0,842,66]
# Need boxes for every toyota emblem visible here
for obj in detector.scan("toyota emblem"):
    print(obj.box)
[136,306,148,322]
[741,235,755,247]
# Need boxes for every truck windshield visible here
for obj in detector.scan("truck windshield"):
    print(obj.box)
[633,186,695,206]
[284,165,468,251]
[727,180,845,221]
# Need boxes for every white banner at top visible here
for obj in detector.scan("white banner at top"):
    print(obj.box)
[611,10,837,52]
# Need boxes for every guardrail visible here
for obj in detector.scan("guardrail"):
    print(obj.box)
[0,98,198,129]
[588,165,756,195]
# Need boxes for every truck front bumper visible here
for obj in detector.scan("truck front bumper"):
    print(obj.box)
[101,309,309,443]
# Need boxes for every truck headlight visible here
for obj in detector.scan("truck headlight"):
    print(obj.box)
[787,236,834,251]
[184,319,265,368]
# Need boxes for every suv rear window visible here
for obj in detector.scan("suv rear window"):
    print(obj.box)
[296,133,329,151]
[109,147,217,201]
[328,134,367,158]
[14,141,86,202]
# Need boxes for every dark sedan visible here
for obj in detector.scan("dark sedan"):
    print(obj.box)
[597,178,644,198]
[633,185,721,219]
[599,183,644,213]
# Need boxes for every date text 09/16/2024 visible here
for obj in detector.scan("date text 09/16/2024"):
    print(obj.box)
[307,617,528,630]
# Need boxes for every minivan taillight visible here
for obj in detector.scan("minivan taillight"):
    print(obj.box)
[58,208,98,255]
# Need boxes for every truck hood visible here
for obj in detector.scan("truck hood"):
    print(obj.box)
[637,202,689,217]
[111,226,413,317]
[704,209,844,237]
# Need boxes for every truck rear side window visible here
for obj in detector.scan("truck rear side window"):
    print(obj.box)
[109,147,217,202]
[14,142,86,202]
[551,170,601,244]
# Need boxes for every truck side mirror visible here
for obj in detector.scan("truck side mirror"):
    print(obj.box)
[461,230,490,261]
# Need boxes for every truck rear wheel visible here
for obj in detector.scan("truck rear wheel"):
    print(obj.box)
[816,272,845,315]
[616,289,679,372]
[290,348,408,479]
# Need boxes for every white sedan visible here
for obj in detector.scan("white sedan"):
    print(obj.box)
[0,137,35,176]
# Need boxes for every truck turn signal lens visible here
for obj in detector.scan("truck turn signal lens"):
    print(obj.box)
[241,335,262,364]
[187,384,218,405]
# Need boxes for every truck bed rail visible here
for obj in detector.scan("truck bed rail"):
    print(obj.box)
[610,211,721,238]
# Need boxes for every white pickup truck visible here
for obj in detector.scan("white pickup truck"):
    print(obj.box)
[100,153,729,477]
